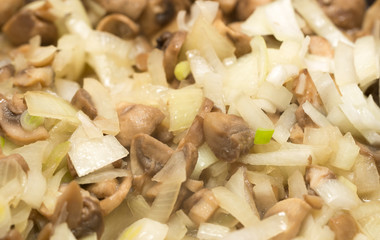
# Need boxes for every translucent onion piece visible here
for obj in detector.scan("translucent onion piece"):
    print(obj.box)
[50,223,76,240]
[117,218,168,240]
[302,101,332,127]
[354,36,380,87]
[0,197,11,238]
[197,223,230,240]
[76,168,129,185]
[272,104,297,144]
[334,41,358,86]
[288,170,308,199]
[256,81,293,111]
[55,79,81,102]
[191,143,219,180]
[240,148,312,166]
[148,49,168,87]
[152,151,187,183]
[0,157,27,203]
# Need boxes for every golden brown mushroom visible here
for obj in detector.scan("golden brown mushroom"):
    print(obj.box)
[328,213,359,240]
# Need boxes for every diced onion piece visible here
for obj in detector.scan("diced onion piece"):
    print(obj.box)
[153,151,187,183]
[254,128,274,144]
[49,0,90,26]
[118,218,168,240]
[83,78,120,135]
[305,55,334,73]
[75,168,129,185]
[351,201,380,239]
[334,41,358,86]
[236,94,274,131]
[41,168,67,216]
[308,71,342,113]
[43,141,71,177]
[187,50,213,86]
[302,101,332,127]
[197,223,230,240]
[127,195,151,220]
[257,81,293,111]
[266,64,299,86]
[354,36,380,87]
[194,1,219,24]
[293,0,352,47]
[242,0,303,42]
[353,155,380,195]
[0,201,12,238]
[148,49,168,87]
[288,170,308,199]
[250,36,268,84]
[148,182,182,223]
[329,132,359,170]
[25,91,79,124]
[191,143,219,180]
[212,186,259,227]
[50,223,76,240]
[174,61,191,81]
[203,72,226,113]
[166,212,187,240]
[241,149,312,166]
[314,179,360,210]
[223,213,288,240]
[168,87,203,132]
[55,79,80,102]
[272,104,297,144]
[20,110,44,131]
[252,99,276,114]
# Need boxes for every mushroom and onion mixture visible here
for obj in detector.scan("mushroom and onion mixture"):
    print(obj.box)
[0,0,380,239]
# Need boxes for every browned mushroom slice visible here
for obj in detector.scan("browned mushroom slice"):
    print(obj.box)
[130,133,174,176]
[0,0,23,27]
[1,228,23,240]
[308,36,334,58]
[182,142,198,178]
[51,181,104,239]
[305,165,336,190]
[94,0,148,20]
[203,112,254,162]
[235,0,273,21]
[0,96,49,145]
[71,88,98,120]
[152,123,173,143]
[161,31,187,82]
[96,14,140,40]
[328,213,358,240]
[264,198,311,240]
[116,103,165,147]
[317,0,366,30]
[87,179,119,199]
[2,9,58,46]
[8,94,27,115]
[0,64,15,83]
[13,67,54,88]
[226,22,252,57]
[99,175,133,215]
[183,188,219,225]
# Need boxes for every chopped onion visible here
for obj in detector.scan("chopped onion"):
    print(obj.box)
[272,104,297,144]
[293,0,352,47]
[334,41,358,86]
[266,64,299,86]
[288,170,308,199]
[240,148,312,166]
[83,78,120,135]
[354,36,380,87]
[302,101,332,127]
[50,223,76,240]
[117,218,168,240]
[54,78,80,102]
[166,211,188,240]
[351,201,380,239]
[212,186,259,227]
[191,143,219,180]
[256,81,293,111]
[25,91,79,124]
[197,223,230,240]
[353,155,380,195]
[75,168,129,185]
[127,194,151,220]
[0,197,11,238]
[41,168,67,216]
[42,141,71,177]
[223,213,288,240]
[148,49,168,87]
[329,132,359,170]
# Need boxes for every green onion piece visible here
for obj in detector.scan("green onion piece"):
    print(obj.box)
[20,110,45,131]
[0,136,4,148]
[174,61,191,81]
[43,141,71,176]
[254,128,274,144]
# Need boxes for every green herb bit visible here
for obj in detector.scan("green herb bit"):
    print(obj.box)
[254,128,274,144]
[174,60,191,81]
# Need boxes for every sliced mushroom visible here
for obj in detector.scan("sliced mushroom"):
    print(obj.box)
[308,36,334,58]
[328,213,358,240]
[87,179,119,199]
[305,165,336,190]
[317,0,366,30]
[264,198,311,240]
[99,175,132,215]
[93,0,148,20]
[0,64,15,83]
[96,14,140,39]
[360,0,380,36]
[0,153,29,173]
[8,94,27,115]
[0,0,24,27]
[71,88,98,120]
[51,181,104,239]
[13,66,54,88]
[226,22,252,57]
[130,133,174,176]
[203,112,254,162]
[235,0,273,21]
[2,9,58,46]
[116,103,165,147]
[0,228,23,240]
[161,31,187,82]
[183,188,219,225]
[152,123,173,143]
[0,95,49,145]
[356,141,380,171]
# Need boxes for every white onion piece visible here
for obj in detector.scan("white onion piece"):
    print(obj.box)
[266,64,299,86]
[334,41,358,86]
[117,218,168,240]
[354,35,380,87]
[153,151,187,183]
[191,143,219,180]
[241,7,272,37]
[241,148,312,166]
[0,197,11,238]
[252,99,277,114]
[148,49,168,87]
[288,170,308,199]
[194,1,219,24]
[51,223,76,240]
[314,179,360,210]
[202,72,226,113]
[302,101,332,127]
[83,78,120,135]
[293,0,352,47]
[223,213,288,240]
[24,91,79,124]
[55,79,80,102]
[197,223,230,240]
[212,186,259,227]
[41,168,67,216]
[273,104,297,144]
[257,81,293,111]
[305,55,334,73]
[75,168,129,185]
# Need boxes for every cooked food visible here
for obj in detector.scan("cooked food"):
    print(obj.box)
[0,0,379,239]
